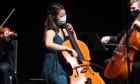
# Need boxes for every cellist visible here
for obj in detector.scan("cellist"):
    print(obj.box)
[42,3,78,84]
[101,0,140,84]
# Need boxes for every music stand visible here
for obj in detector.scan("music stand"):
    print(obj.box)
[76,32,107,51]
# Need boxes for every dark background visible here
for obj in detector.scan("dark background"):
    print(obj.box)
[1,0,132,82]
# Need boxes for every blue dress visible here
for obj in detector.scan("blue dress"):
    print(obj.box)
[42,31,68,84]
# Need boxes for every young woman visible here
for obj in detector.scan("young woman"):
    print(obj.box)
[42,3,78,84]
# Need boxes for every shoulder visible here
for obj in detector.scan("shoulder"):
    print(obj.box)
[45,29,55,35]
[44,30,56,40]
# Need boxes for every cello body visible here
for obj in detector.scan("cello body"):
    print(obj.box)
[61,39,105,84]
[58,23,105,84]
[104,29,140,82]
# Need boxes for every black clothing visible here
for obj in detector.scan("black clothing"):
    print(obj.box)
[104,24,140,84]
[0,38,14,84]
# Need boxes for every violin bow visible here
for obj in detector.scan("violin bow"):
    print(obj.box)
[0,7,16,28]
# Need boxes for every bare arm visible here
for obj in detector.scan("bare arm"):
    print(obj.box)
[45,30,77,53]
[45,30,78,57]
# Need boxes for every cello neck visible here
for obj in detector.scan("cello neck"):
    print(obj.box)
[64,23,84,59]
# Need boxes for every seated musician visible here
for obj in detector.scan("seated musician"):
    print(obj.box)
[101,0,140,84]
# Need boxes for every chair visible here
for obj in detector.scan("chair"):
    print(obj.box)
[8,40,19,84]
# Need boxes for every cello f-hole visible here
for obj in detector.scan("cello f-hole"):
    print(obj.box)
[81,67,88,73]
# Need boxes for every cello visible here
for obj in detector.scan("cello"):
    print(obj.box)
[60,23,105,84]
[104,14,140,82]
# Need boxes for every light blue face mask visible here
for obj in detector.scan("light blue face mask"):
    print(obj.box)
[58,15,67,25]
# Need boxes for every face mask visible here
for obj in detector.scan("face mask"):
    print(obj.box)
[57,16,67,25]
[131,9,140,16]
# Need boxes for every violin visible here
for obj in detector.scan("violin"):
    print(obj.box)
[0,27,17,38]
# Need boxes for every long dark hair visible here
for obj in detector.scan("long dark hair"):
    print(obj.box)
[44,3,66,33]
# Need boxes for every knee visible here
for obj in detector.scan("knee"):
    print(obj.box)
[0,63,9,72]
[104,58,111,67]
